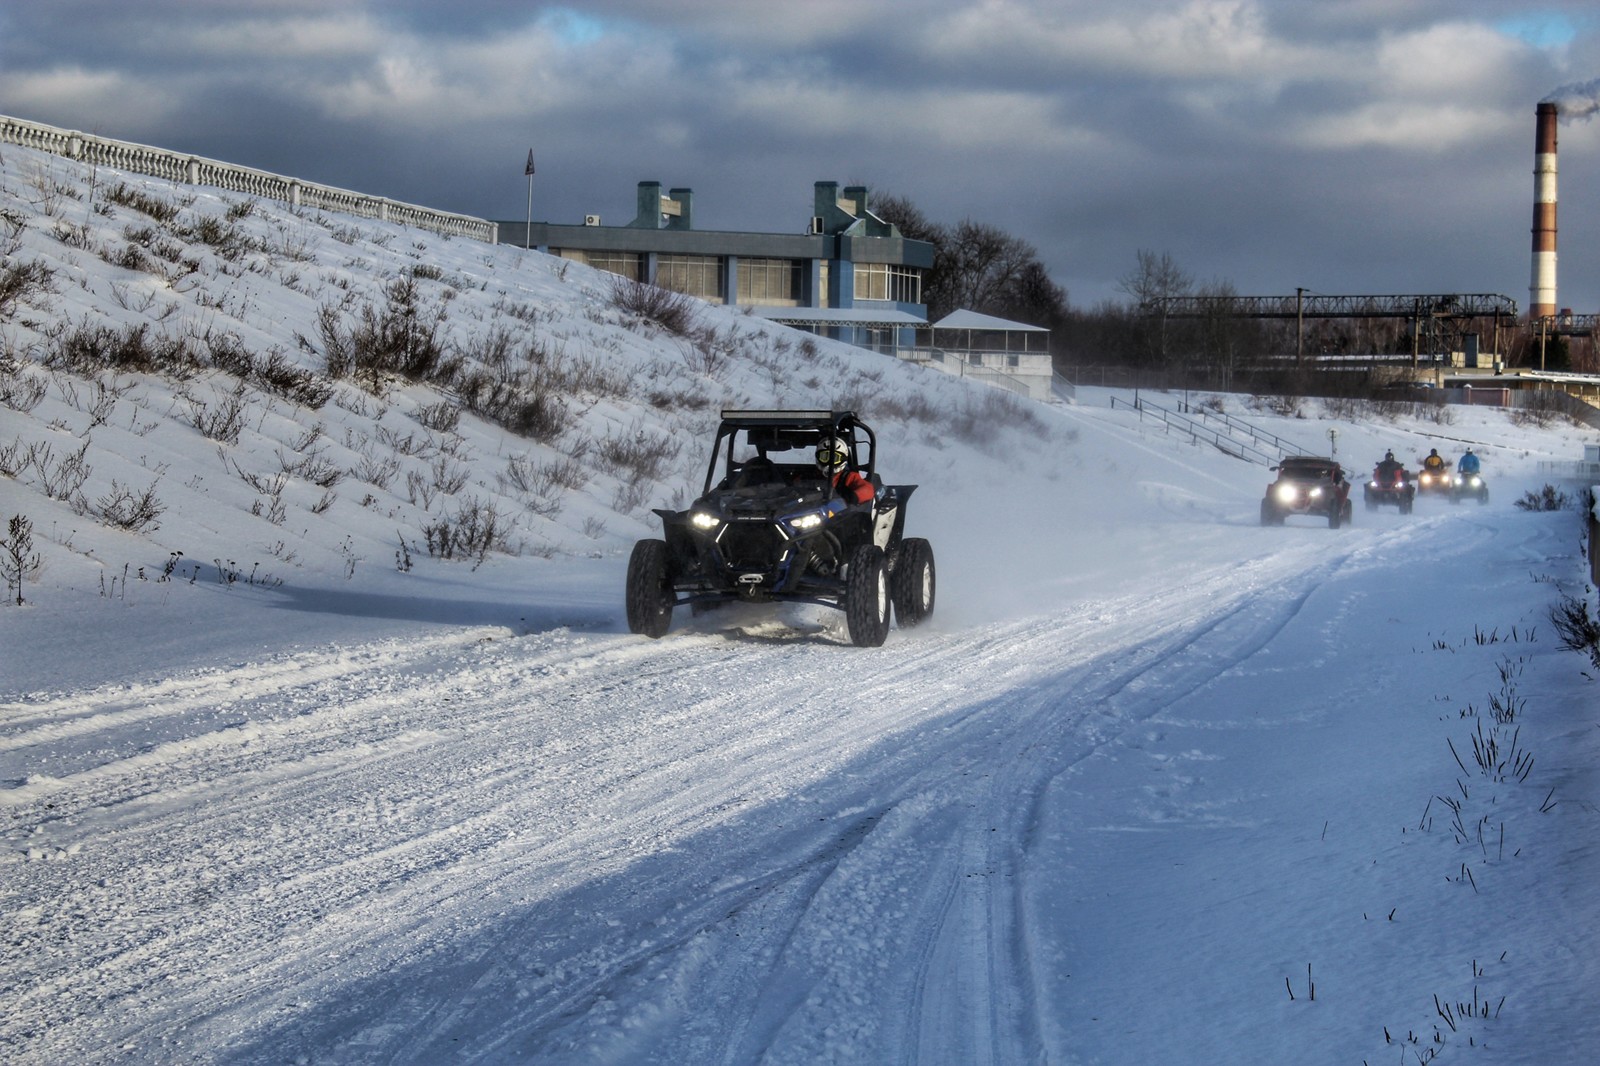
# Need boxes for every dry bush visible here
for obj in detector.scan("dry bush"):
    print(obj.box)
[317,273,450,388]
[420,497,513,565]
[0,259,55,320]
[607,274,700,337]
[45,321,202,378]
[597,424,681,483]
[104,182,181,223]
[94,479,164,532]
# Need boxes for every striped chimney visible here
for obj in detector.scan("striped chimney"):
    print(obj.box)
[1530,102,1558,319]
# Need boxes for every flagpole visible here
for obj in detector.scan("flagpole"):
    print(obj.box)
[524,148,536,250]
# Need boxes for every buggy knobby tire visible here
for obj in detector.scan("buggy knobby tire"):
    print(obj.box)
[891,537,936,628]
[845,544,890,647]
[625,538,674,638]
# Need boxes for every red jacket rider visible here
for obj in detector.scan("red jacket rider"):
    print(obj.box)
[817,435,874,504]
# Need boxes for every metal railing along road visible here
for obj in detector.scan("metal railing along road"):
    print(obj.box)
[1108,395,1283,465]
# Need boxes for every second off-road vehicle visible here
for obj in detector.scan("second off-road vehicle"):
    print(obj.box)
[1261,456,1353,528]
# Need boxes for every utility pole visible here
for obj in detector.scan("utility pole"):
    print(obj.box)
[524,149,536,250]
[1296,287,1304,366]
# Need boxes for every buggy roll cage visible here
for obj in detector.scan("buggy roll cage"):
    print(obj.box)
[702,409,878,495]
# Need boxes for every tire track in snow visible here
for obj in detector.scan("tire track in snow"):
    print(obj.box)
[3,515,1442,1066]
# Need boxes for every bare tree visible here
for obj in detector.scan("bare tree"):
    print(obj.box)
[1118,249,1193,370]
[871,190,1068,326]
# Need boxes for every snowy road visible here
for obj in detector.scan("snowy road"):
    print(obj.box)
[17,497,1588,1066]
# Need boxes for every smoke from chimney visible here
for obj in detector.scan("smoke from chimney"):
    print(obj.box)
[1530,102,1558,319]
[1542,78,1600,122]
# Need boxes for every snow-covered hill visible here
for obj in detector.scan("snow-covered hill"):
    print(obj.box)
[2,140,1598,1065]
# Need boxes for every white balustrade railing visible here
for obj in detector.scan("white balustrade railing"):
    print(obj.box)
[1,113,498,245]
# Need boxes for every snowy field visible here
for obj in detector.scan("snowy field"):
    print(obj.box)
[2,141,1599,1065]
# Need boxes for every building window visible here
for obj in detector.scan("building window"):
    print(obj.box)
[555,249,641,280]
[656,254,724,302]
[737,258,801,305]
[852,263,922,305]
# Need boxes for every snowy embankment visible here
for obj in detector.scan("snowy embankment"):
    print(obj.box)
[2,141,1599,1064]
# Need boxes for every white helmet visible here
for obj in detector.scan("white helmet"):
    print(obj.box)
[816,435,850,475]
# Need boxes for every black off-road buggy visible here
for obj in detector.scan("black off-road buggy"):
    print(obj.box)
[625,409,936,647]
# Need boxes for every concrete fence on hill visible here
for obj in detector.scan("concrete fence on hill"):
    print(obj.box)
[1,113,498,245]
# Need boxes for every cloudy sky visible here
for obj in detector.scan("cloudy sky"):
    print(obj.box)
[3,0,1599,311]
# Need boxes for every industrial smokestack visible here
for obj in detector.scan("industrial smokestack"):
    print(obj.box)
[1530,102,1558,320]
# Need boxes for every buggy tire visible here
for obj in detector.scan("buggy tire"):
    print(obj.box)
[891,537,936,628]
[845,544,890,647]
[1328,503,1341,529]
[625,539,674,638]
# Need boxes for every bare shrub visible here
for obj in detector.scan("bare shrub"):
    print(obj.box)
[455,374,568,442]
[1510,390,1572,429]
[95,479,165,532]
[596,424,681,482]
[416,400,461,433]
[607,274,700,337]
[180,213,254,260]
[0,361,49,412]
[0,259,55,320]
[350,452,400,490]
[46,321,201,377]
[189,382,251,444]
[405,469,436,510]
[1515,485,1570,512]
[431,455,469,494]
[277,446,343,488]
[1250,393,1302,417]
[30,439,93,500]
[3,513,42,606]
[1549,594,1600,669]
[680,327,738,375]
[104,182,180,223]
[420,497,513,564]
[253,349,333,409]
[317,274,450,388]
[499,454,580,516]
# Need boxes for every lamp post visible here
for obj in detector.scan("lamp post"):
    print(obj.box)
[523,149,535,250]
[1328,427,1339,457]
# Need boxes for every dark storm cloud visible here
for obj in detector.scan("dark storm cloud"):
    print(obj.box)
[2,0,1598,309]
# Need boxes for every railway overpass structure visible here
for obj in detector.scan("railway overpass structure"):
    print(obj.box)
[1146,292,1520,368]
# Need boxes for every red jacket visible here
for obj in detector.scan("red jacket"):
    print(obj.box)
[832,470,874,504]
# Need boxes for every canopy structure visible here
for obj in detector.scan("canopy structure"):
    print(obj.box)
[932,310,1049,353]
[750,307,928,329]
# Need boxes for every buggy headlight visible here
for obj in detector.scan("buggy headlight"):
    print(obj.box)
[781,500,842,535]
[690,510,721,531]
[1307,486,1323,498]
[1274,484,1297,503]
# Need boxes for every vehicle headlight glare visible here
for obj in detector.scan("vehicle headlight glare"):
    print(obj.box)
[691,511,720,530]
[789,512,824,531]
[1275,485,1297,502]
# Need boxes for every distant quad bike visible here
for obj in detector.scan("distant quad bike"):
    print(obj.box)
[1415,460,1453,497]
[1364,467,1417,514]
[625,409,935,647]
[1260,456,1353,529]
[1449,471,1489,505]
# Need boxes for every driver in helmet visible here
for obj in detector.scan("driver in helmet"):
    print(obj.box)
[1375,450,1402,481]
[816,435,875,504]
